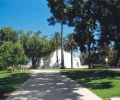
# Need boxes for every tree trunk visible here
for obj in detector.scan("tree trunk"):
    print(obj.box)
[60,21,65,69]
[71,50,73,69]
[36,58,40,68]
[32,57,37,69]
[56,49,59,67]
[88,45,92,69]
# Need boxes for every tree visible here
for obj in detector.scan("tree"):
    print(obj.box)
[13,42,29,66]
[47,0,96,68]
[0,27,19,44]
[47,0,68,25]
[21,32,40,69]
[74,20,96,68]
[21,31,54,69]
[51,32,61,67]
[0,27,28,70]
[89,0,120,66]
[0,41,13,69]
[0,42,28,69]
[47,0,120,68]
[47,0,69,69]
[64,33,77,68]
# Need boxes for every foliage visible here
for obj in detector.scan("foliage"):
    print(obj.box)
[47,0,120,67]
[0,42,28,70]
[21,32,54,69]
[83,47,118,67]
[47,0,96,68]
[64,33,77,52]
[51,32,61,49]
[0,27,28,70]
[0,27,18,43]
[47,0,68,25]
[51,32,61,67]
[0,27,55,69]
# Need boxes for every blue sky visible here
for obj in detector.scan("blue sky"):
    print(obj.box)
[0,0,80,56]
[0,0,74,37]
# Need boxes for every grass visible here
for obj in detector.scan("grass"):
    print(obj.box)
[0,70,31,99]
[61,69,120,100]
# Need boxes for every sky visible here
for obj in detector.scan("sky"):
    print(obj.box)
[0,0,74,37]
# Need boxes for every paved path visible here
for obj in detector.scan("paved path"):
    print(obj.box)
[6,70,102,100]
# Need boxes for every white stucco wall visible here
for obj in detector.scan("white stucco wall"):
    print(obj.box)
[40,49,88,68]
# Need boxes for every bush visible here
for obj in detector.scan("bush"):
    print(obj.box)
[20,66,30,70]
[6,66,30,72]
[6,66,17,72]
[92,64,110,69]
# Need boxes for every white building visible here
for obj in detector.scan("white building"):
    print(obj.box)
[40,49,88,69]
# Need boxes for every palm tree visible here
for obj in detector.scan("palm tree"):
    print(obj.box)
[64,33,78,68]
[52,32,61,67]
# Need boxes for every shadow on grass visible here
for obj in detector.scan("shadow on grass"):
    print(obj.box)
[61,70,120,90]
[0,72,31,99]
[85,81,112,89]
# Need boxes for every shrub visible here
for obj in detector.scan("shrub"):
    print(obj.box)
[6,66,17,72]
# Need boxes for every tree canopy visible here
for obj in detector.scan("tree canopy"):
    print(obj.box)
[0,27,28,70]
[20,31,54,69]
[0,27,55,70]
[47,0,120,67]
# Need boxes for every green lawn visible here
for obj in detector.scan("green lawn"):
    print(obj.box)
[0,70,31,99]
[61,69,120,100]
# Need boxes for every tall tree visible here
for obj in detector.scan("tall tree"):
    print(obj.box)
[47,0,69,69]
[64,33,77,68]
[47,0,96,68]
